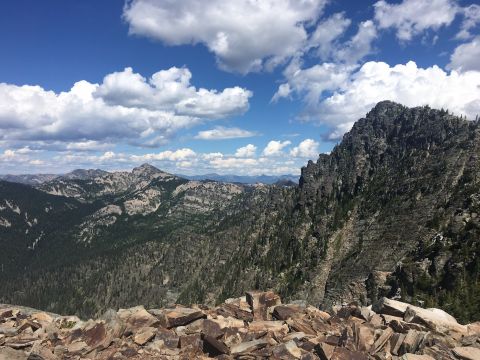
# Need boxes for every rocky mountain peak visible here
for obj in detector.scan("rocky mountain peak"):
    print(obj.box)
[132,163,168,177]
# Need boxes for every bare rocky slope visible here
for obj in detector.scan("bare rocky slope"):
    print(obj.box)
[0,101,479,323]
[1,290,480,359]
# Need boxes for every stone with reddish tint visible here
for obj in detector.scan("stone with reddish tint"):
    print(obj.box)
[452,346,480,360]
[273,304,303,320]
[158,307,206,328]
[202,334,229,356]
[331,347,368,360]
[315,342,335,360]
[133,326,156,345]
[245,290,281,320]
[216,303,253,322]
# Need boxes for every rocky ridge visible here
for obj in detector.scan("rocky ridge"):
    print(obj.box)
[1,291,479,360]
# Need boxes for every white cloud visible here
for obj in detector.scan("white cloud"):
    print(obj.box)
[308,13,352,60]
[0,137,324,175]
[95,67,252,118]
[65,141,111,152]
[290,139,320,158]
[307,15,377,65]
[235,144,256,158]
[123,0,327,73]
[276,60,480,139]
[131,148,196,162]
[0,67,252,148]
[374,0,458,41]
[448,36,480,72]
[262,140,291,157]
[456,4,480,40]
[194,127,257,140]
[333,21,377,64]
[209,157,259,170]
[273,62,354,105]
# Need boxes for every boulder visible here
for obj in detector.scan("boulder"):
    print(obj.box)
[271,340,303,359]
[28,342,58,360]
[230,338,269,354]
[133,326,156,345]
[202,334,229,356]
[452,346,480,360]
[401,354,435,360]
[330,347,368,360]
[369,327,393,355]
[117,306,159,334]
[157,307,206,328]
[403,306,467,337]
[248,320,289,337]
[372,298,411,317]
[245,291,281,320]
[0,347,27,360]
[273,304,304,320]
[315,342,335,360]
[399,330,427,355]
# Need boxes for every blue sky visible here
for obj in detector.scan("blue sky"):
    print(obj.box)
[0,0,479,175]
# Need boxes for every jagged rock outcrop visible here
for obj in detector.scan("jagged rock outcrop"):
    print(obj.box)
[1,292,479,359]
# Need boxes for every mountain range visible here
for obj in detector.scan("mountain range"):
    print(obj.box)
[1,101,479,324]
[0,170,297,186]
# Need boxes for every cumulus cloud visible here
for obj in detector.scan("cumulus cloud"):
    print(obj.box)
[273,62,354,105]
[276,60,480,139]
[95,67,252,118]
[334,21,377,64]
[0,67,252,148]
[131,148,196,162]
[448,36,480,72]
[15,138,317,175]
[374,0,458,41]
[235,144,256,158]
[456,4,480,40]
[262,140,291,157]
[306,15,377,65]
[308,13,352,60]
[123,0,327,73]
[290,139,320,158]
[194,127,257,140]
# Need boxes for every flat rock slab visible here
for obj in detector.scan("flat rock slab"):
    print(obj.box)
[0,347,27,360]
[230,338,269,354]
[401,354,435,360]
[159,307,206,328]
[453,346,480,360]
[372,298,411,317]
[133,326,156,345]
[273,304,304,320]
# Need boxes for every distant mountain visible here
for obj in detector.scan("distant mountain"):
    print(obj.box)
[61,168,109,180]
[0,173,58,185]
[181,173,298,185]
[0,169,109,185]
[1,102,480,324]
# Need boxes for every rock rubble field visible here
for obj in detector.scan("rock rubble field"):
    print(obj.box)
[1,291,479,359]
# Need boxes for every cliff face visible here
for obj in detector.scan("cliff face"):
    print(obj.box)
[293,101,480,313]
[1,101,479,322]
[187,101,480,320]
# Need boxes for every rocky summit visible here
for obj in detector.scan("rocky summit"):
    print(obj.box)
[1,291,480,360]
